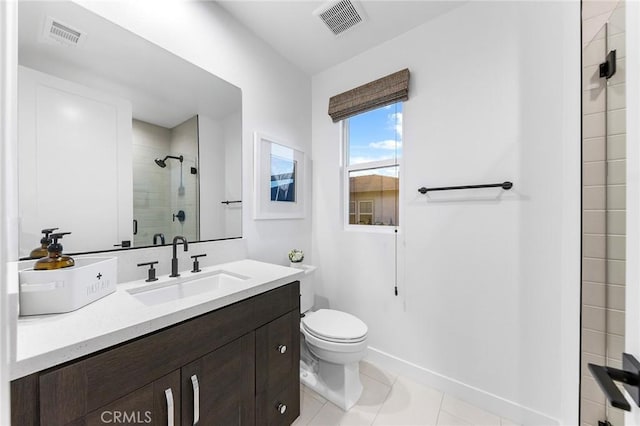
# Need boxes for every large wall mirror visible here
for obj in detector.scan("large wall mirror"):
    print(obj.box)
[17,1,242,258]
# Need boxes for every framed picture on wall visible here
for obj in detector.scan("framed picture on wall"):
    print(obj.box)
[254,132,306,219]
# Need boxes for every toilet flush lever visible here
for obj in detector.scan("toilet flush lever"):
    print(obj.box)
[588,353,640,411]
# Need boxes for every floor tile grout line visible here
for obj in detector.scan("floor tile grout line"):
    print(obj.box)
[304,363,513,426]
[299,373,510,426]
[369,377,394,426]
[440,408,475,426]
[434,390,446,426]
[360,369,398,388]
[302,385,328,405]
[304,396,327,426]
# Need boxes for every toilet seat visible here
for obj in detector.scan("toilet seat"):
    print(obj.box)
[302,309,368,343]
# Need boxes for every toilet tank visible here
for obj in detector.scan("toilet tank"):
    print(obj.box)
[290,264,316,313]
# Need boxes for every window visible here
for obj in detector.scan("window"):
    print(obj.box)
[344,102,402,228]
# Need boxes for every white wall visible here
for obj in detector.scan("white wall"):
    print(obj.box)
[223,111,243,238]
[312,2,580,424]
[198,111,242,240]
[73,0,312,265]
[198,114,226,240]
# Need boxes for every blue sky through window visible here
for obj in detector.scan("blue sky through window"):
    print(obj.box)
[348,102,402,167]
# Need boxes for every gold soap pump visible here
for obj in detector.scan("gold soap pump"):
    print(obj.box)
[30,227,58,259]
[34,232,75,270]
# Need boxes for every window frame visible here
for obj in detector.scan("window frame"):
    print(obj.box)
[342,105,402,233]
[356,199,374,225]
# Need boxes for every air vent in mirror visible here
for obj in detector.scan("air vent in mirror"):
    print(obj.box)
[43,17,86,47]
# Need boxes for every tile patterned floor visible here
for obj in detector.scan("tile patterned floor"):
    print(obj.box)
[293,361,521,426]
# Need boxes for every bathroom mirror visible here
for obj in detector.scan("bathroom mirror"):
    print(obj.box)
[17,1,242,257]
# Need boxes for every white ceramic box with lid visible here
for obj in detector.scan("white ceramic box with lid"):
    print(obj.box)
[19,256,117,316]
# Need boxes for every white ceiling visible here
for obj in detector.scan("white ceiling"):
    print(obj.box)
[217,1,464,75]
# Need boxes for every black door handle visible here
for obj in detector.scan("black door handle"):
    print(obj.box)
[589,364,631,410]
[588,353,640,411]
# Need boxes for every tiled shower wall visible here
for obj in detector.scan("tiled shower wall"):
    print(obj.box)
[132,119,172,247]
[581,1,626,425]
[132,117,199,247]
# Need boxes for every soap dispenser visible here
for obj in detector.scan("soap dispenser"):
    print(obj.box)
[30,228,59,259]
[34,232,75,270]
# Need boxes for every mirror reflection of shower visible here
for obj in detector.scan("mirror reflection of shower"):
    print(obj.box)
[154,155,183,168]
[155,155,186,195]
[132,116,200,248]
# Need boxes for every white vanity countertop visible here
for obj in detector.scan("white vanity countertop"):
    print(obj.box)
[11,259,303,380]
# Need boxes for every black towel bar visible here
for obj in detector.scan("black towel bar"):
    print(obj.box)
[418,181,513,194]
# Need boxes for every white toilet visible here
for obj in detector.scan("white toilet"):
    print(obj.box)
[293,264,368,410]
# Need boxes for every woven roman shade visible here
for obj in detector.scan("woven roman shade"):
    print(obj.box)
[328,68,409,122]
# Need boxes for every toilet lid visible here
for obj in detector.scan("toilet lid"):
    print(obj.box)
[302,309,368,342]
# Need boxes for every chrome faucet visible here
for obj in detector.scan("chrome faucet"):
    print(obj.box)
[153,233,165,245]
[170,236,188,277]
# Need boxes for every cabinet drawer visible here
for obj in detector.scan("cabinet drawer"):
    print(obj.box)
[252,282,299,329]
[256,309,300,425]
[256,310,300,394]
[256,381,300,426]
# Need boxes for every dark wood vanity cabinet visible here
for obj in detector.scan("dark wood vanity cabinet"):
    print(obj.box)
[11,282,300,426]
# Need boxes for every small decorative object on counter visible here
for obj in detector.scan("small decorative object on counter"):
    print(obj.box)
[288,249,304,263]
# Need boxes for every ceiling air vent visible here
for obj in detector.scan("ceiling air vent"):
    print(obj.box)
[42,17,86,47]
[314,0,366,36]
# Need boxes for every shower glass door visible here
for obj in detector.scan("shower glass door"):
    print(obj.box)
[132,116,200,248]
[581,1,626,425]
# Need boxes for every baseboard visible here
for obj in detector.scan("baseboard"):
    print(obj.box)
[364,346,560,426]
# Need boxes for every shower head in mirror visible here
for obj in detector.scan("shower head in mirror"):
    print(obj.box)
[154,155,183,168]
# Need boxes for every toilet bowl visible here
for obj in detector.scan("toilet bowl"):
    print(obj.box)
[292,264,368,411]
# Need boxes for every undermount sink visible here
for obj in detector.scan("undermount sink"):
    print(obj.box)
[127,270,250,306]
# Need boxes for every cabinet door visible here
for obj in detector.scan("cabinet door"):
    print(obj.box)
[256,310,300,425]
[181,333,255,425]
[85,370,181,426]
